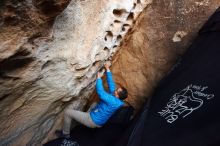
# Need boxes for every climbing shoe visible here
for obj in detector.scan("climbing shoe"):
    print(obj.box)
[55,130,70,139]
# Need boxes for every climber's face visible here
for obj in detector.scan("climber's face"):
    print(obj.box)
[114,87,123,98]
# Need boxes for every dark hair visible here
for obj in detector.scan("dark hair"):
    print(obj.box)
[118,87,128,100]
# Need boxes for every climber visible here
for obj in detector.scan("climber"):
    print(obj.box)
[55,62,128,138]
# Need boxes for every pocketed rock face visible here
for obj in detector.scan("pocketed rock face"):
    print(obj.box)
[110,0,220,109]
[0,0,149,145]
[0,0,220,145]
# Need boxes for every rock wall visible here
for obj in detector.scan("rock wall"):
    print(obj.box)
[0,0,149,145]
[0,0,219,145]
[111,0,220,109]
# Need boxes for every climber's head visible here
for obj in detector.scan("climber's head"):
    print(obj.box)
[114,86,128,100]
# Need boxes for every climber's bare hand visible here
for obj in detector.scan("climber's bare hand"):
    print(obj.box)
[97,69,104,79]
[104,61,111,71]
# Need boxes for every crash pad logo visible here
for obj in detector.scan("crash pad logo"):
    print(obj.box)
[158,84,214,124]
[61,139,79,146]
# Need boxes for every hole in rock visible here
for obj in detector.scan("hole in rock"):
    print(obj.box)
[112,9,127,17]
[114,20,121,24]
[122,24,130,31]
[133,3,137,9]
[33,0,71,17]
[0,49,34,72]
[14,49,31,57]
[113,45,118,48]
[122,27,125,31]
[113,20,122,29]
[75,66,89,71]
[104,47,109,51]
[116,35,122,42]
[127,12,134,21]
[105,31,113,41]
[0,58,34,72]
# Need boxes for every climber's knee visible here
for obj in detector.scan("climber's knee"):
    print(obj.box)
[64,108,72,117]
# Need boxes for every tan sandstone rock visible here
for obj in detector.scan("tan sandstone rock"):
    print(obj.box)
[0,0,149,145]
[110,0,220,110]
[0,0,219,145]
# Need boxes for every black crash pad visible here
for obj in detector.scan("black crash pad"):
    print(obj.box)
[117,7,220,146]
[44,105,133,146]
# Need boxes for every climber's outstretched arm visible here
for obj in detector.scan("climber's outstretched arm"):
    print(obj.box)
[104,62,116,95]
[96,71,112,103]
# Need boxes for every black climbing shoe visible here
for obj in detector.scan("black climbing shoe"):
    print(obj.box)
[55,130,70,139]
